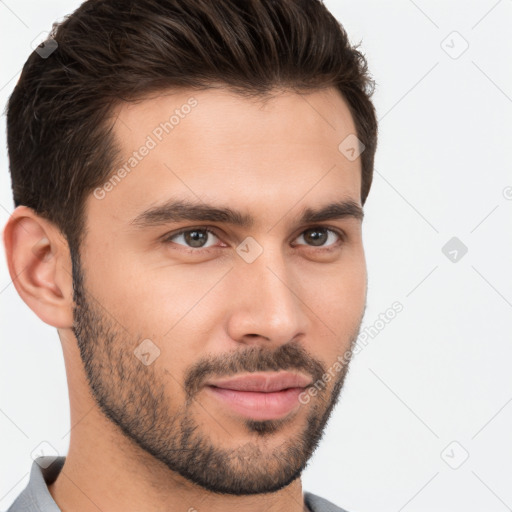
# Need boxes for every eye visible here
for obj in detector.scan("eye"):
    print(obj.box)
[162,227,221,249]
[294,227,343,248]
[161,226,344,252]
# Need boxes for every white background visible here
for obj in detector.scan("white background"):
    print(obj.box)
[1,1,511,511]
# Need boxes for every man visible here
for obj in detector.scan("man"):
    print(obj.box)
[3,0,378,510]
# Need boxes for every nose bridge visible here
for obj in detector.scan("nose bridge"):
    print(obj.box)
[227,242,308,344]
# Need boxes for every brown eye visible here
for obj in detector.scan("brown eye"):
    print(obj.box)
[163,228,220,249]
[295,227,343,248]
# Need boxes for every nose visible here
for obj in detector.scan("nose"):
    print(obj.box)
[225,246,309,347]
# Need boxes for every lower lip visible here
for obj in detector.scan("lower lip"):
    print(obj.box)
[206,386,305,421]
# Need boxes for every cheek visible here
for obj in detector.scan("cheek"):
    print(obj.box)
[300,256,366,358]
[305,248,366,308]
[85,258,221,395]
[118,270,225,341]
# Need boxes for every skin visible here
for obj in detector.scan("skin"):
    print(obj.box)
[3,86,367,512]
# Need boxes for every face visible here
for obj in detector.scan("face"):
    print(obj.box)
[71,86,367,495]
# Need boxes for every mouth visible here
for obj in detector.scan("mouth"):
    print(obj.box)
[204,371,312,421]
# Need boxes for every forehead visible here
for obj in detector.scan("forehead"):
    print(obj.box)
[86,87,362,230]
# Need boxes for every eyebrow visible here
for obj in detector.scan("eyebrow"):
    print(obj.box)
[129,197,364,230]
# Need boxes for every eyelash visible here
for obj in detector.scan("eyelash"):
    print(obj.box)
[161,226,345,253]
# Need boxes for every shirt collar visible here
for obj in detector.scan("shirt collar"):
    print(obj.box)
[8,456,64,512]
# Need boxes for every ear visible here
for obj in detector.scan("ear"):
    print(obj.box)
[3,206,74,328]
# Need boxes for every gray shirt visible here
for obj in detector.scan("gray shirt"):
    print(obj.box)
[6,456,349,512]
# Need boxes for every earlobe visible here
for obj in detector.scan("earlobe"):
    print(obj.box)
[3,206,75,329]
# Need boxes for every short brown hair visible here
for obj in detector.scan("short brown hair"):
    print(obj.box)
[6,0,378,257]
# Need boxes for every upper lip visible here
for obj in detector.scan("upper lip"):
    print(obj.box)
[206,371,313,392]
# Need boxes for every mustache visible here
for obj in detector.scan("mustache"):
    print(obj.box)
[182,341,326,400]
